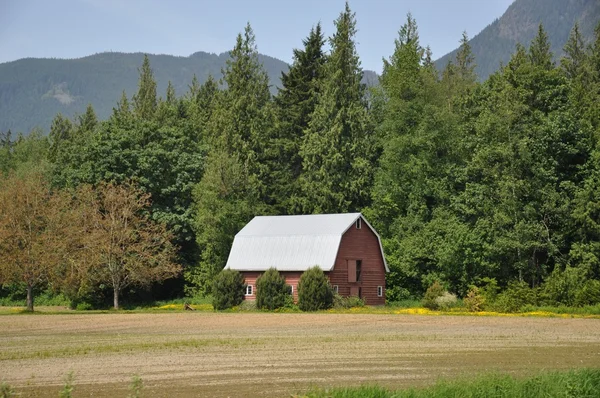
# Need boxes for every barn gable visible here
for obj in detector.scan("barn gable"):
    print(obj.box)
[225,213,388,272]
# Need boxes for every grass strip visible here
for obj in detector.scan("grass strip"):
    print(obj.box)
[301,368,600,398]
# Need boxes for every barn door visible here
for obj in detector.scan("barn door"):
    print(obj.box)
[350,287,359,297]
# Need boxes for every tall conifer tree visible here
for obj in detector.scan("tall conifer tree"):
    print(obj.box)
[274,23,326,213]
[133,55,157,120]
[189,23,272,295]
[298,2,372,214]
[529,24,553,70]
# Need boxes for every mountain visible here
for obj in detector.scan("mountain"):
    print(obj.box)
[0,51,289,134]
[0,51,380,135]
[435,0,600,80]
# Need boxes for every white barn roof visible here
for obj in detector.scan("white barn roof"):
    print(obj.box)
[225,213,388,272]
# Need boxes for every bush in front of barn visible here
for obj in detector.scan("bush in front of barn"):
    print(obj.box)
[422,281,457,310]
[333,293,364,309]
[212,269,245,310]
[297,266,334,311]
[255,267,292,310]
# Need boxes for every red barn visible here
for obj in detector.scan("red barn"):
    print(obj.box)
[225,213,388,305]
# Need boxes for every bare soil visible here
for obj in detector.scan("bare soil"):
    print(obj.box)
[1,312,600,397]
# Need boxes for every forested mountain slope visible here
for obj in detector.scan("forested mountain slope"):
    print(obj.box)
[436,0,600,80]
[0,51,288,134]
[0,51,379,135]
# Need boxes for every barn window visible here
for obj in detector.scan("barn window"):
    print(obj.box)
[333,285,339,293]
[377,286,383,297]
[244,285,253,296]
[356,218,362,229]
[356,260,362,281]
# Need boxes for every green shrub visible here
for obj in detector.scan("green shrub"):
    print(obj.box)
[422,281,445,310]
[540,266,587,306]
[75,302,93,311]
[333,294,365,309]
[478,277,499,304]
[575,279,600,306]
[255,268,291,310]
[297,266,333,311]
[386,299,421,308]
[282,293,296,309]
[492,281,538,313]
[435,292,458,310]
[212,269,245,310]
[463,286,485,312]
[236,300,257,312]
[385,286,412,302]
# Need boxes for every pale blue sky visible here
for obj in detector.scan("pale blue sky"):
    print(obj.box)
[0,0,514,72]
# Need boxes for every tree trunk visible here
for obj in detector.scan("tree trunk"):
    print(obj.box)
[26,284,34,312]
[113,288,119,310]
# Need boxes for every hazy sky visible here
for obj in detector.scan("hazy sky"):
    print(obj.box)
[0,0,514,72]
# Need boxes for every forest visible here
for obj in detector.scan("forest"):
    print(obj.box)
[1,3,600,311]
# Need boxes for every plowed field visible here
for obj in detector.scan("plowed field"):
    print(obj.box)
[1,312,599,397]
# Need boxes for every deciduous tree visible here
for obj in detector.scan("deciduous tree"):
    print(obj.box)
[79,182,181,309]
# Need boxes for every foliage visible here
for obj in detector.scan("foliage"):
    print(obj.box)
[0,51,292,134]
[421,282,446,310]
[297,3,374,213]
[540,266,588,306]
[73,182,181,309]
[574,279,600,307]
[188,23,271,295]
[434,292,458,310]
[273,23,326,214]
[211,269,245,310]
[492,281,539,313]
[333,294,365,309]
[302,369,600,398]
[297,266,334,311]
[463,286,485,312]
[0,168,76,311]
[255,268,292,310]
[2,7,600,308]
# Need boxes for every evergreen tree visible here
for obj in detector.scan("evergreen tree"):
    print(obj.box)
[165,81,176,105]
[274,23,326,213]
[562,22,587,79]
[49,105,98,187]
[189,24,272,295]
[194,75,219,135]
[298,2,373,214]
[48,114,74,163]
[112,91,133,126]
[133,55,157,120]
[455,31,477,84]
[529,24,553,70]
[188,74,201,99]
[79,104,98,133]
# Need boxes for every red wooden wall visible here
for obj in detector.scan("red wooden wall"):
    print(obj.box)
[328,221,386,305]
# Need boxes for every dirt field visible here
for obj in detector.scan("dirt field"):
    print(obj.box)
[1,312,600,397]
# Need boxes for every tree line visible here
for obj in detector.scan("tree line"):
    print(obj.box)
[1,3,600,309]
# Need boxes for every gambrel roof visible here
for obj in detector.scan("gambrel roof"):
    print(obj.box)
[225,213,389,272]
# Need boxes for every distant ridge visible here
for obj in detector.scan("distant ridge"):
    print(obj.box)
[0,51,287,134]
[435,0,600,80]
[0,51,379,134]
